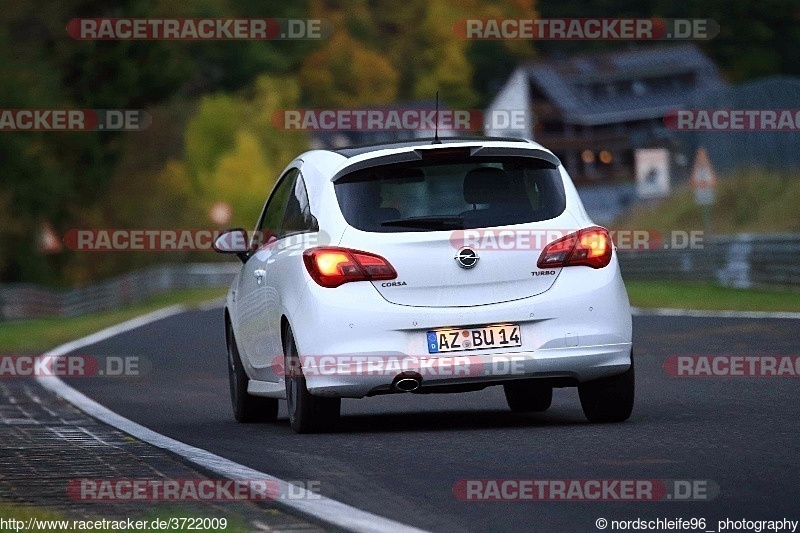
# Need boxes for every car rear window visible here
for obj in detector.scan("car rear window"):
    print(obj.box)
[334,157,566,232]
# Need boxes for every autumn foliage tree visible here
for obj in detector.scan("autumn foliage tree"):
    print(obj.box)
[3,0,796,285]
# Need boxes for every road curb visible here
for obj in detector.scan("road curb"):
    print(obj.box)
[631,307,800,319]
[0,379,323,531]
[36,304,429,533]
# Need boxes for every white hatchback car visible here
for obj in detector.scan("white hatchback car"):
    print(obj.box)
[215,137,633,433]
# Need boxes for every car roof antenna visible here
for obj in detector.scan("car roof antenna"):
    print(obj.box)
[432,91,442,144]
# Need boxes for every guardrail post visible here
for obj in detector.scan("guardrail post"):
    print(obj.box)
[715,234,752,289]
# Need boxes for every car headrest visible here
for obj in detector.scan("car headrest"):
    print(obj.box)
[463,167,510,205]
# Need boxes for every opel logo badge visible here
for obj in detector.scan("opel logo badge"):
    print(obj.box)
[455,247,479,269]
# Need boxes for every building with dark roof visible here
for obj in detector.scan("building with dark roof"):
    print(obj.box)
[686,76,800,173]
[486,45,726,184]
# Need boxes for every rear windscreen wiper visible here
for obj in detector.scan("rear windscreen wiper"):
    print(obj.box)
[380,216,464,229]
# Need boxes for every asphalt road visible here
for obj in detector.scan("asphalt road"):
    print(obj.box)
[65,309,800,532]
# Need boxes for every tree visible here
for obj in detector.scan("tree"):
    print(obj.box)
[299,32,399,107]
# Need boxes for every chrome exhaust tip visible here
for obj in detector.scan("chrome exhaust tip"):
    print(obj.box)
[392,372,422,392]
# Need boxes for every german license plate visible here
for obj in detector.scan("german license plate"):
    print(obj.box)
[427,324,521,354]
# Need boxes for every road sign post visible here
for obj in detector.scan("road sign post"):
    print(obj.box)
[690,147,717,234]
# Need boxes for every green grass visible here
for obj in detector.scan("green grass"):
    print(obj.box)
[0,503,67,527]
[615,170,800,312]
[0,287,226,353]
[2,281,796,353]
[625,281,800,312]
[613,169,800,234]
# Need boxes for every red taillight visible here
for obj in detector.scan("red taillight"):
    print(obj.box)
[537,227,613,269]
[303,247,397,288]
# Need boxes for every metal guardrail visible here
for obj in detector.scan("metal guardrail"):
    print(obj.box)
[1,234,797,321]
[617,233,800,289]
[0,263,238,321]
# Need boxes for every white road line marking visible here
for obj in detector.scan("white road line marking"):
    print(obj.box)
[42,305,188,357]
[632,307,800,320]
[36,304,428,533]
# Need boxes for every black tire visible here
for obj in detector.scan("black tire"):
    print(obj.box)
[578,357,635,423]
[284,325,340,433]
[503,380,553,412]
[226,321,278,423]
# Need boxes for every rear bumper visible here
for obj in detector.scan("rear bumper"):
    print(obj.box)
[303,344,632,397]
[290,258,632,398]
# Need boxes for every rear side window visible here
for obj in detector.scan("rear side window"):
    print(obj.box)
[334,157,566,232]
[280,173,316,236]
[253,168,298,247]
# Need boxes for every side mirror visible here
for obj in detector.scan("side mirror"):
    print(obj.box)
[213,228,250,263]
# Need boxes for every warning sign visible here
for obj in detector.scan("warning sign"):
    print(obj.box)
[690,147,716,205]
[635,148,671,199]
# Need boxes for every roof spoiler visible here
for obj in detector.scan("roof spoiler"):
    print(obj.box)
[330,145,561,182]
